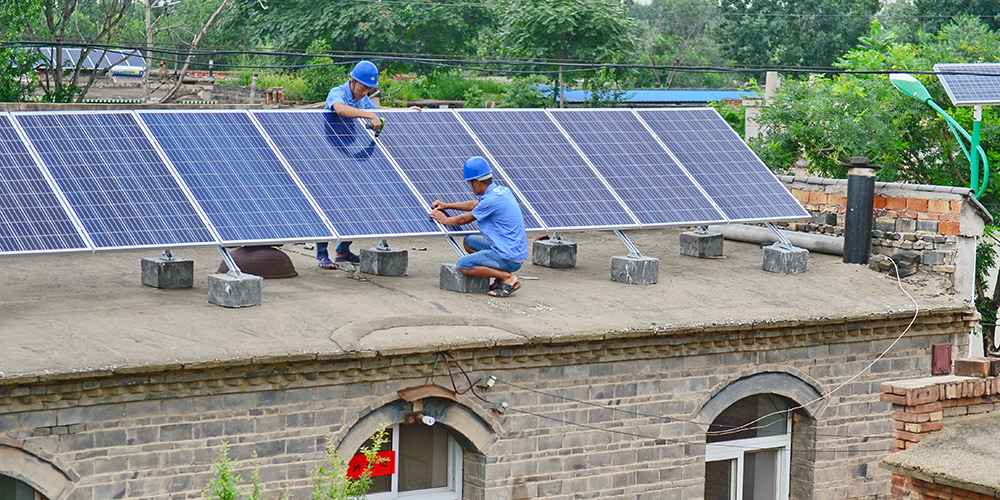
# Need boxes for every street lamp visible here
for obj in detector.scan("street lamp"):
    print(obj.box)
[889,73,988,199]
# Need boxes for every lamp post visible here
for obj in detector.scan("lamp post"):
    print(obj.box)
[889,73,988,199]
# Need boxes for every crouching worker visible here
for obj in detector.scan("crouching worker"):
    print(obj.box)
[430,157,528,297]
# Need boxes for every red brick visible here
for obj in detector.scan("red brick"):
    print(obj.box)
[939,221,961,235]
[927,199,950,213]
[892,474,906,487]
[808,190,828,204]
[886,197,907,210]
[912,401,943,413]
[893,429,924,442]
[882,393,908,405]
[893,411,931,423]
[906,385,940,406]
[874,195,887,209]
[907,198,930,212]
[939,214,961,222]
[951,200,962,214]
[917,212,940,220]
[916,421,943,432]
[968,403,994,414]
[955,358,991,378]
[791,189,810,203]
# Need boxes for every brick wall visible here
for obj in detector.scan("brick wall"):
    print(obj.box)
[881,366,1000,500]
[0,309,973,500]
[779,175,990,301]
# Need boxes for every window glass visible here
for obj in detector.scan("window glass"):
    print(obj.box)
[0,475,46,500]
[707,394,791,443]
[704,459,735,500]
[743,450,778,500]
[359,427,393,494]
[399,423,450,491]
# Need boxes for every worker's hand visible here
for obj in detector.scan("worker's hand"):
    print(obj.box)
[409,105,422,111]
[429,209,446,223]
[370,116,383,131]
[431,200,445,210]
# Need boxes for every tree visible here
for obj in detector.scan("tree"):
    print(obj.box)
[27,0,133,102]
[630,0,737,88]
[0,0,41,102]
[913,0,1000,33]
[750,18,1000,354]
[716,0,880,69]
[245,0,492,68]
[495,0,638,105]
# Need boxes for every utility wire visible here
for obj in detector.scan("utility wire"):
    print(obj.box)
[9,40,1000,78]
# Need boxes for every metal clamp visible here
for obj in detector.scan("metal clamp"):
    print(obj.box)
[614,230,643,258]
[160,249,175,261]
[217,246,243,278]
[376,239,391,251]
[766,223,795,250]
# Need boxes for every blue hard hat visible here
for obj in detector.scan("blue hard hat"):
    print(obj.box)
[350,60,379,87]
[463,156,493,181]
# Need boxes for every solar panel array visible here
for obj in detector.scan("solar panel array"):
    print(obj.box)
[0,108,807,256]
[37,47,145,71]
[934,63,1000,106]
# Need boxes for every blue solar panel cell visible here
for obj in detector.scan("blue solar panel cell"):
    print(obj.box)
[934,63,1000,106]
[139,111,335,244]
[457,110,635,230]
[375,110,542,232]
[637,108,808,222]
[0,115,87,254]
[549,109,725,226]
[14,112,216,249]
[252,111,442,238]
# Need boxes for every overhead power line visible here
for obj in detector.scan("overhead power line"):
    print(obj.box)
[8,40,1000,79]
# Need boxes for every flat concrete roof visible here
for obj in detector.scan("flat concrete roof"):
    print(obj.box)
[882,412,1000,496]
[0,228,965,382]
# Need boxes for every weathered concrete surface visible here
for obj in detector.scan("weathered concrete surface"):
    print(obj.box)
[882,412,1000,497]
[0,228,965,380]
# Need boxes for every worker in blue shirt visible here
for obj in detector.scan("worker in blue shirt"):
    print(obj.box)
[430,157,528,297]
[317,60,415,268]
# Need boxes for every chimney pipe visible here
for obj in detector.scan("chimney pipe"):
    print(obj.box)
[842,156,882,264]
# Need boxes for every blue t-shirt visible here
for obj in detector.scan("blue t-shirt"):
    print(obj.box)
[325,81,376,111]
[471,185,528,262]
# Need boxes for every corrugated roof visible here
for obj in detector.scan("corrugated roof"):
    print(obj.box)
[537,86,761,104]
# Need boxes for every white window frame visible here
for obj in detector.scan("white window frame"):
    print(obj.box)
[704,419,791,500]
[367,423,463,500]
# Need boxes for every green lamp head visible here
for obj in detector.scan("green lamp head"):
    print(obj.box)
[890,73,933,103]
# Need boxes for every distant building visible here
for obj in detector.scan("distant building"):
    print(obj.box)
[537,85,761,107]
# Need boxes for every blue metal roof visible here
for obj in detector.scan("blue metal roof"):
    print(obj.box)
[537,86,761,104]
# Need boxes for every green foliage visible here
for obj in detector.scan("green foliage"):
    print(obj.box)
[717,0,880,70]
[300,40,349,103]
[247,0,491,67]
[311,429,389,500]
[497,0,639,64]
[496,76,552,108]
[205,430,388,500]
[710,101,746,138]
[207,442,244,500]
[629,0,738,88]
[0,0,40,102]
[580,68,630,107]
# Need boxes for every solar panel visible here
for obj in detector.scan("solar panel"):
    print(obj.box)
[637,108,809,222]
[251,110,442,238]
[934,63,1000,106]
[0,114,88,254]
[457,109,636,230]
[549,109,726,226]
[375,110,543,233]
[138,111,336,245]
[14,111,217,249]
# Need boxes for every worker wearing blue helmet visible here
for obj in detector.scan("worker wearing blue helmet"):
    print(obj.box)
[318,60,417,267]
[430,157,528,297]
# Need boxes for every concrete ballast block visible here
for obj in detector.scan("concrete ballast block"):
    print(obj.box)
[532,239,577,268]
[610,255,659,285]
[439,263,490,293]
[762,244,808,275]
[208,273,263,308]
[679,231,723,258]
[360,246,408,276]
[141,257,194,289]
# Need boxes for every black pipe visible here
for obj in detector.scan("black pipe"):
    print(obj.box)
[843,156,882,265]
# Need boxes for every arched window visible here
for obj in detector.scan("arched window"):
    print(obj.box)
[0,475,47,500]
[357,422,463,500]
[704,394,794,500]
